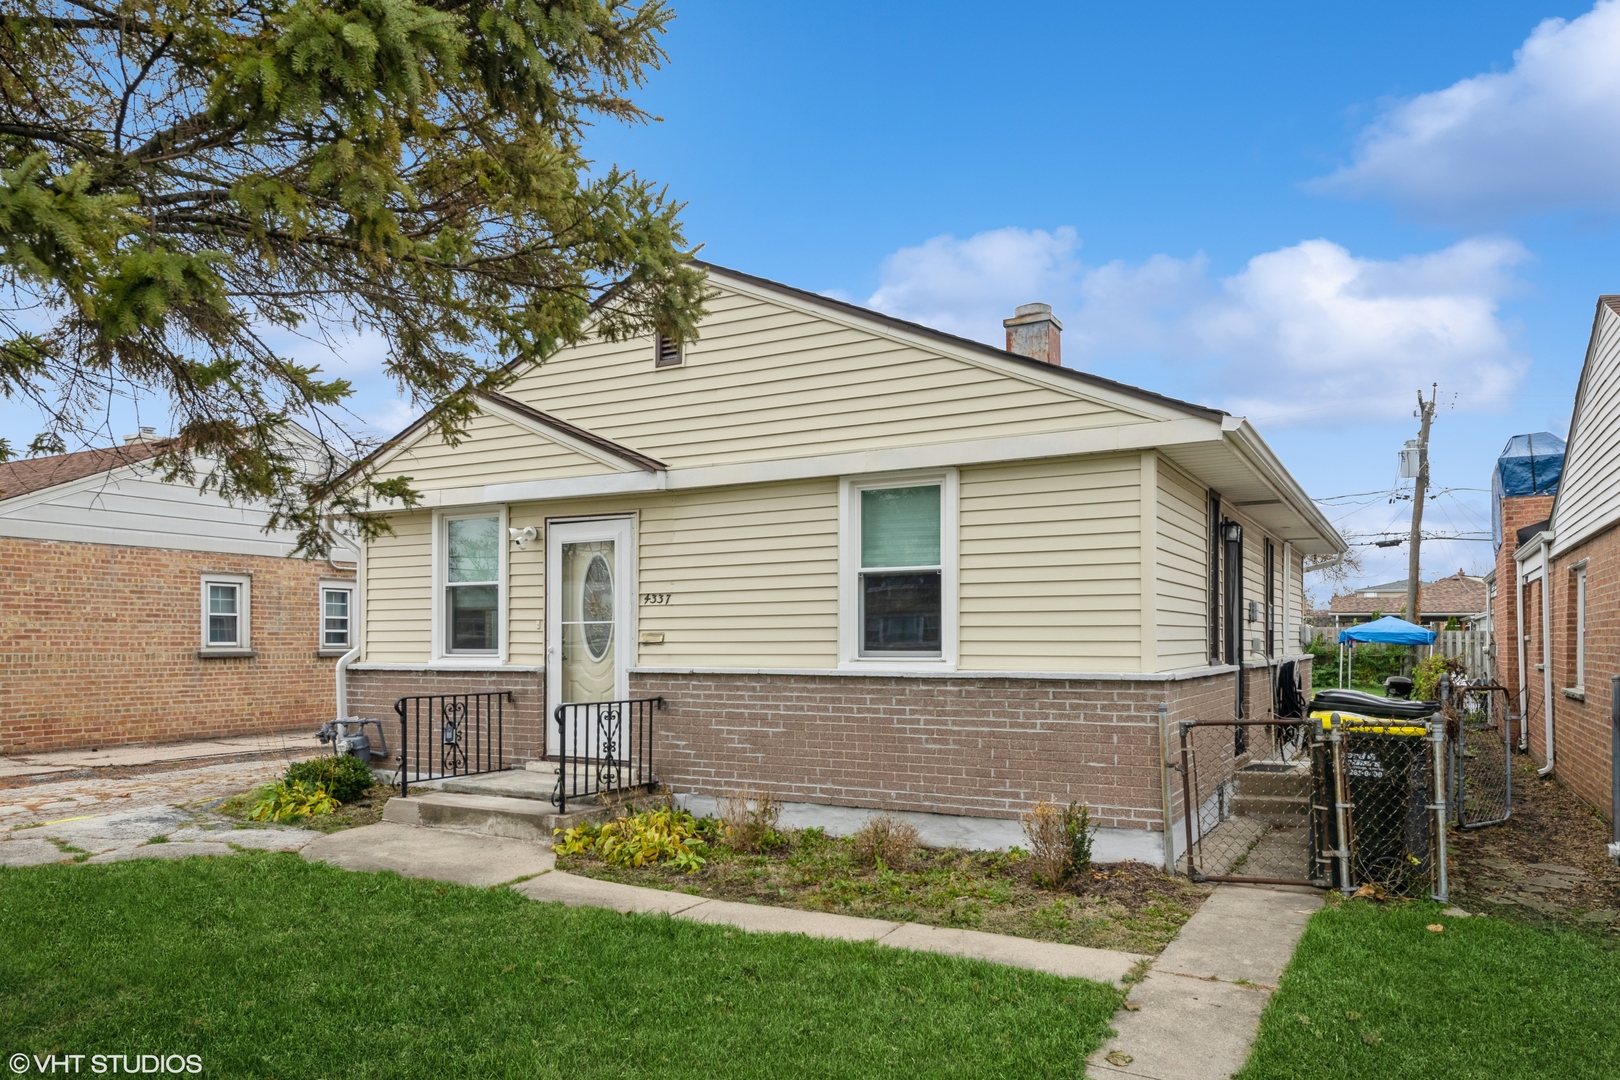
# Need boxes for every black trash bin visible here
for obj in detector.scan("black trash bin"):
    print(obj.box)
[1309,691,1438,895]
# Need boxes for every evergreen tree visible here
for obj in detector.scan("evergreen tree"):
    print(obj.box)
[0,0,704,552]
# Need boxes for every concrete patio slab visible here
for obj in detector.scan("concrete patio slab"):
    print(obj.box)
[880,921,1146,985]
[301,821,554,886]
[0,837,72,867]
[87,841,240,863]
[517,872,710,915]
[1,733,322,781]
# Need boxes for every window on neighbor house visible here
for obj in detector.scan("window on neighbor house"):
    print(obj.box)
[859,484,942,656]
[322,586,353,650]
[446,515,500,653]
[1573,565,1587,690]
[200,575,250,651]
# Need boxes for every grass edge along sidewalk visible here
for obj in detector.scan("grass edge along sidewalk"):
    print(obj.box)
[1237,898,1620,1080]
[0,853,1123,1080]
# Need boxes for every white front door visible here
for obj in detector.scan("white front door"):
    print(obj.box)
[546,517,634,755]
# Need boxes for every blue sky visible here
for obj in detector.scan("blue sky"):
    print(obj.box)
[10,0,1620,598]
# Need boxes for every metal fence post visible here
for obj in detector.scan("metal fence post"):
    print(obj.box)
[396,698,409,797]
[554,705,567,815]
[1430,718,1450,903]
[1329,715,1355,896]
[1158,703,1177,877]
[1179,723,1197,879]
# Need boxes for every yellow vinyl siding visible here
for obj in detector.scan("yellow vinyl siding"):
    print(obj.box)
[958,456,1143,671]
[364,511,432,664]
[501,286,1153,470]
[389,408,618,489]
[1156,459,1210,670]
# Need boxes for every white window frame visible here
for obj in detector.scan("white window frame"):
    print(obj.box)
[319,580,355,654]
[1572,561,1588,692]
[432,505,509,666]
[200,573,252,655]
[838,469,958,671]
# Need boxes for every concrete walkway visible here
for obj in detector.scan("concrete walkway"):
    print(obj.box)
[1087,884,1323,1080]
[302,821,1148,986]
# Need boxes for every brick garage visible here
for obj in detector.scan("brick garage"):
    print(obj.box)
[0,536,352,754]
[1494,492,1556,708]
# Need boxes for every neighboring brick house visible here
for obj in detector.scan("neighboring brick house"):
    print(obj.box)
[0,431,357,754]
[1327,571,1487,631]
[343,262,1343,864]
[1502,298,1619,834]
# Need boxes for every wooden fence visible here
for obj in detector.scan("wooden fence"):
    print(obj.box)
[1433,629,1493,680]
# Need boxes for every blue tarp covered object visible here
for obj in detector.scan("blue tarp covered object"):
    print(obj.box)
[1492,431,1564,550]
[1339,615,1437,645]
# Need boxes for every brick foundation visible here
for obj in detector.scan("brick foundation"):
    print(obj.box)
[344,660,1306,836]
[0,536,352,754]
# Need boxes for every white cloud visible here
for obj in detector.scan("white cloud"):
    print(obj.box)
[1314,0,1620,219]
[867,226,1082,341]
[866,229,1530,425]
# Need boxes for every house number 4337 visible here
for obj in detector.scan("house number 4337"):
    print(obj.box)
[641,593,672,605]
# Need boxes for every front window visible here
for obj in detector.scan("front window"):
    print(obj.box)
[446,515,500,653]
[322,587,352,649]
[860,485,942,656]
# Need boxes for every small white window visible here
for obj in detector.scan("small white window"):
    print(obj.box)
[321,584,353,650]
[840,471,957,668]
[200,574,251,652]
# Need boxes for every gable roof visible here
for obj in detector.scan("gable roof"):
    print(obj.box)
[1329,571,1486,617]
[694,261,1227,424]
[0,440,167,502]
[356,388,666,484]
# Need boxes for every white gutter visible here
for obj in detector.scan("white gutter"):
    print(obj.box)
[335,644,360,719]
[1538,530,1556,777]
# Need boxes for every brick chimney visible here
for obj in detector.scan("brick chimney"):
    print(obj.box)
[1003,303,1062,365]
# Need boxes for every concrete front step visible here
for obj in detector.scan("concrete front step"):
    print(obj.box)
[1229,791,1313,827]
[382,792,608,841]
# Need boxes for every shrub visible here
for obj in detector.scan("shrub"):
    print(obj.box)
[554,804,710,873]
[1022,799,1096,888]
[284,754,373,804]
[718,788,784,853]
[249,781,339,822]
[850,814,919,869]
[1412,653,1466,702]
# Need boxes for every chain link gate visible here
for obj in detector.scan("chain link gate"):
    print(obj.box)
[1448,681,1512,829]
[1178,715,1452,900]
[1178,719,1322,886]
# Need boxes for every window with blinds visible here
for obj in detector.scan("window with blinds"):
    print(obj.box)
[858,484,942,656]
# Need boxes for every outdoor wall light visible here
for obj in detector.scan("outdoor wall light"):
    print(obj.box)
[1222,521,1243,543]
[508,525,538,550]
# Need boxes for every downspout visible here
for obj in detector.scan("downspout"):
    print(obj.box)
[335,644,360,720]
[1538,531,1556,778]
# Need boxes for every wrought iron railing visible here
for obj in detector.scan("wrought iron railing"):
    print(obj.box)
[552,697,663,813]
[396,691,513,796]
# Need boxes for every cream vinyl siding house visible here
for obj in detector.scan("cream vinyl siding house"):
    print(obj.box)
[347,263,1340,861]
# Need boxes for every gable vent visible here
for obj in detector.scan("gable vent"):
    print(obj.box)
[654,333,683,368]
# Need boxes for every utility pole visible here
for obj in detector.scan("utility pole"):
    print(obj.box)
[1406,384,1438,629]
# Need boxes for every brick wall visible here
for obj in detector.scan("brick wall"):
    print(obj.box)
[346,666,547,769]
[0,536,353,753]
[1546,524,1620,819]
[1494,493,1555,707]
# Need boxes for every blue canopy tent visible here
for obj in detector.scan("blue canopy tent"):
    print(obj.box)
[1337,616,1436,687]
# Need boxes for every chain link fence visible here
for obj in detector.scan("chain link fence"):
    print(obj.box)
[1450,682,1511,829]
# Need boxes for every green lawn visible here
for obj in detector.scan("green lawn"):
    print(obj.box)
[1239,899,1620,1080]
[0,854,1121,1079]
